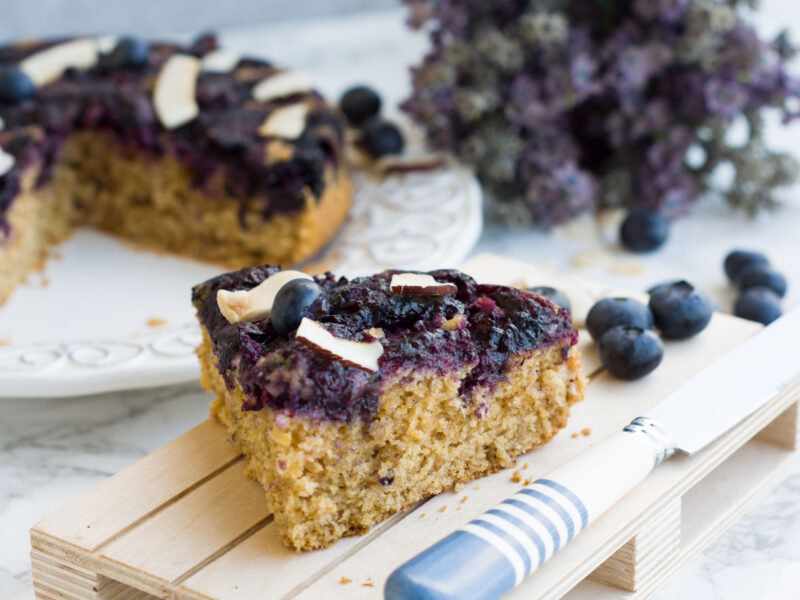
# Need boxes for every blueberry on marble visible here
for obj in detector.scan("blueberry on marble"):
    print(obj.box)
[723,250,769,284]
[340,85,382,126]
[528,286,571,314]
[586,297,654,342]
[360,118,404,157]
[648,280,712,339]
[619,210,669,253]
[271,279,326,337]
[103,37,149,69]
[737,266,786,298]
[598,326,664,380]
[0,66,35,104]
[734,287,782,325]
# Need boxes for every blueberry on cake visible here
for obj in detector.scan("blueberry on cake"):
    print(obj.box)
[0,34,350,304]
[192,266,586,550]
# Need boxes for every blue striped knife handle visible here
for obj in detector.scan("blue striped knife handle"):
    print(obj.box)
[385,417,676,600]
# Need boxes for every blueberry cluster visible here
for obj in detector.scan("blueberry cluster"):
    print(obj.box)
[586,281,712,380]
[339,85,404,158]
[402,0,800,226]
[725,250,786,325]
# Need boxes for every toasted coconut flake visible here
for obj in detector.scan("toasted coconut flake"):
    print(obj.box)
[216,269,312,324]
[201,49,241,73]
[0,147,14,177]
[19,38,100,86]
[296,318,383,372]
[257,103,309,139]
[153,54,200,130]
[390,273,458,295]
[252,71,313,102]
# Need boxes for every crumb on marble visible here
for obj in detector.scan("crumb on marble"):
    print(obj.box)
[147,317,168,328]
[0,338,11,346]
[582,428,592,437]
[339,577,352,585]
[473,483,481,490]
[523,462,529,469]
[511,470,522,483]
[523,477,532,485]
[571,432,580,439]
[461,495,468,503]
[439,505,447,512]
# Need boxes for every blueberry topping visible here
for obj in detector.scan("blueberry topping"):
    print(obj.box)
[723,250,769,284]
[648,280,712,339]
[0,66,36,104]
[528,286,571,314]
[103,37,149,70]
[340,85,382,126]
[586,297,654,342]
[598,326,664,380]
[270,279,326,337]
[734,287,782,325]
[737,266,787,298]
[619,210,669,253]
[360,118,404,158]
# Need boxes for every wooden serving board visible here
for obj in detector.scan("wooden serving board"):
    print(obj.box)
[30,254,800,600]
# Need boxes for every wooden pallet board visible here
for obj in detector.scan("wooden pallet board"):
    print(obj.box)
[30,253,800,600]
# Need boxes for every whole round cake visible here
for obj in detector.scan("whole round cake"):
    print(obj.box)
[0,34,351,304]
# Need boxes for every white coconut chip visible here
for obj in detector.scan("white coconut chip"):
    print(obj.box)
[95,35,119,54]
[216,269,312,325]
[19,38,100,87]
[0,147,14,177]
[252,71,313,103]
[257,103,309,139]
[295,317,384,372]
[390,273,458,295]
[153,54,201,130]
[201,49,241,73]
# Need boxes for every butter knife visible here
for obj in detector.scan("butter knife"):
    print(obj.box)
[386,308,800,600]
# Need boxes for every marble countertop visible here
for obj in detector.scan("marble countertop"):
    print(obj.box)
[3,5,800,600]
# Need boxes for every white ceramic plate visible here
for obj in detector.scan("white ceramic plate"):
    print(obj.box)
[0,162,482,398]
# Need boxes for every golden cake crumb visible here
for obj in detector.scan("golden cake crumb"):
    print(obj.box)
[420,513,426,518]
[511,470,522,483]
[439,505,447,512]
[473,484,481,490]
[571,432,580,438]
[147,317,167,328]
[523,477,532,485]
[460,495,468,503]
[0,338,11,346]
[363,583,375,588]
[339,577,352,585]
[582,428,592,436]
[522,462,529,469]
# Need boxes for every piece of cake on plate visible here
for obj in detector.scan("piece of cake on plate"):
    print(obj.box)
[0,33,350,304]
[192,266,586,550]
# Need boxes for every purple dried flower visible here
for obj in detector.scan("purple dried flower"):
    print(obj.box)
[402,0,800,225]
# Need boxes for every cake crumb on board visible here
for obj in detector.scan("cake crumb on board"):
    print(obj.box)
[461,495,468,503]
[511,470,522,483]
[439,505,447,512]
[146,317,168,327]
[582,427,592,436]
[339,576,352,584]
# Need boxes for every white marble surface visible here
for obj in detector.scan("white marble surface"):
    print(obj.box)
[4,6,800,600]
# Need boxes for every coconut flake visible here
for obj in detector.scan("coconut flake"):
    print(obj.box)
[153,54,200,130]
[295,318,383,372]
[252,71,313,103]
[390,273,458,295]
[257,103,309,139]
[95,35,119,54]
[19,38,100,87]
[216,270,312,324]
[201,49,241,73]
[0,147,14,177]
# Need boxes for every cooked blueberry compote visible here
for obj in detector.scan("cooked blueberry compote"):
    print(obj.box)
[193,267,579,422]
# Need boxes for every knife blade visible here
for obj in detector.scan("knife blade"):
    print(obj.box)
[386,308,800,600]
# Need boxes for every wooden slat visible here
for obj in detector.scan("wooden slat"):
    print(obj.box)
[99,460,269,589]
[33,419,239,553]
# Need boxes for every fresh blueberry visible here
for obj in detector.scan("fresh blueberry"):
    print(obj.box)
[737,266,787,298]
[598,326,664,380]
[648,280,712,339]
[270,279,326,336]
[619,210,669,253]
[723,250,769,284]
[528,286,571,314]
[360,118,404,157]
[586,297,654,342]
[340,85,382,126]
[0,66,36,104]
[734,287,782,325]
[103,37,149,69]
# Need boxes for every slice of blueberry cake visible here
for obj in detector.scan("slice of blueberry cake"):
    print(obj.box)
[192,266,586,550]
[0,34,350,304]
